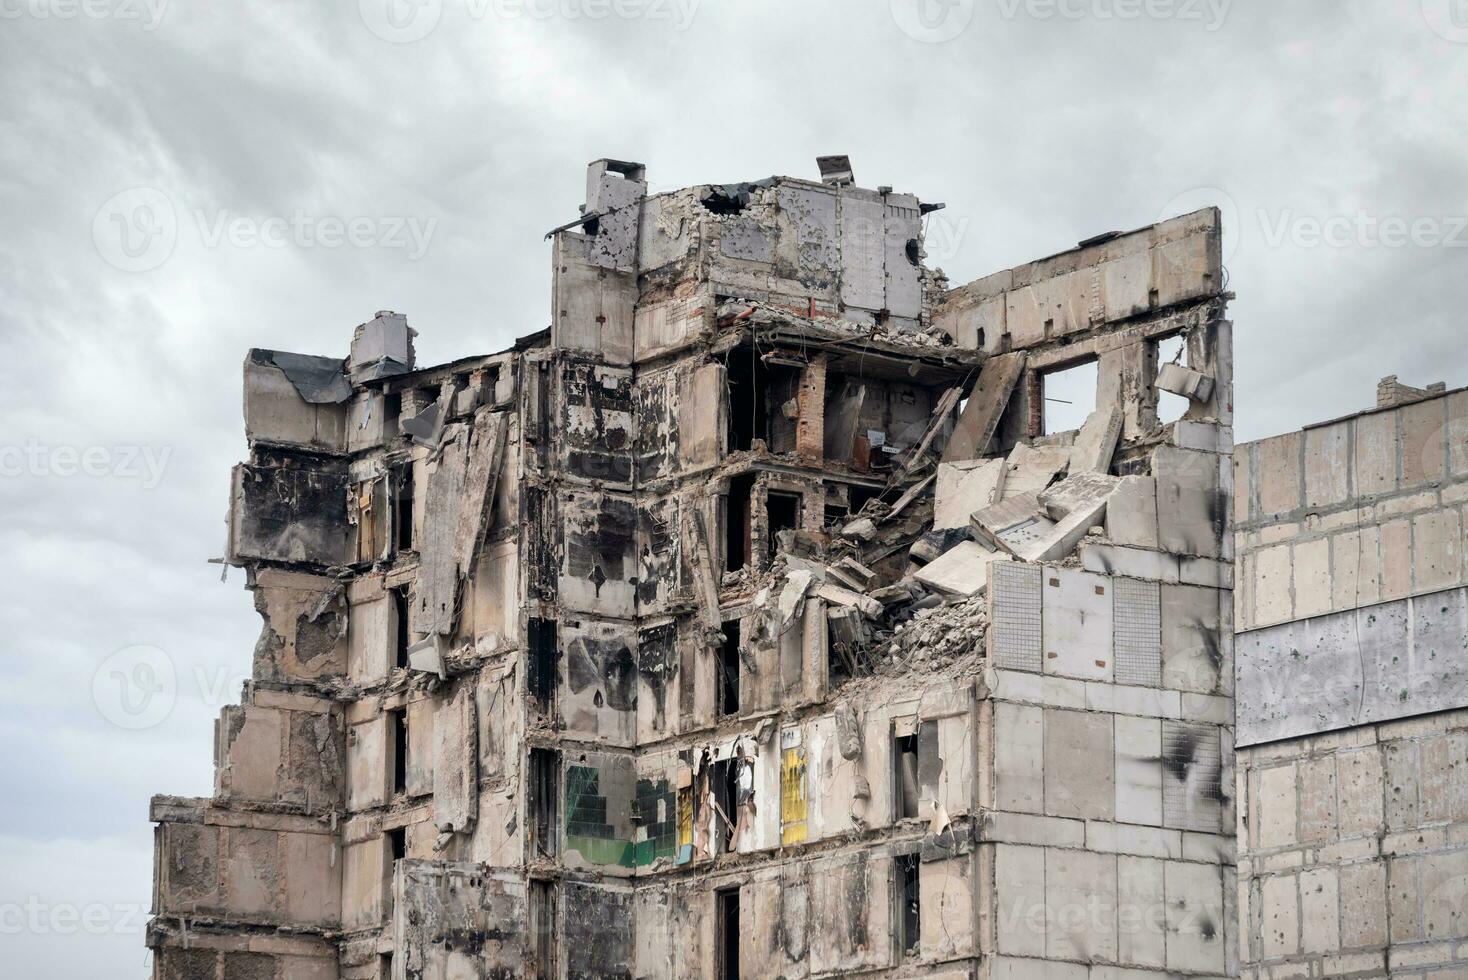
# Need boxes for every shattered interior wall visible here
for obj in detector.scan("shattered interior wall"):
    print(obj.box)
[149,158,1235,980]
[1235,381,1468,979]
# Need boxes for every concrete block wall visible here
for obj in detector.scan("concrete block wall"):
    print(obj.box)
[151,798,341,932]
[1235,379,1468,979]
[1237,707,1468,979]
[1234,387,1468,631]
[978,426,1237,979]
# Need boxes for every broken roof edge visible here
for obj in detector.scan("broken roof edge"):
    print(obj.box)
[640,173,932,208]
[718,299,984,367]
[940,205,1224,306]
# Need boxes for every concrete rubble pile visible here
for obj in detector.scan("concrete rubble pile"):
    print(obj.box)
[147,157,1241,980]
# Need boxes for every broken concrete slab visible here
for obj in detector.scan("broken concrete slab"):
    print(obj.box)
[816,582,883,618]
[971,493,1054,555]
[942,351,1025,462]
[935,458,1006,530]
[1070,403,1122,473]
[1001,443,1071,500]
[1039,471,1120,520]
[1025,494,1108,563]
[1156,361,1215,402]
[914,540,1013,598]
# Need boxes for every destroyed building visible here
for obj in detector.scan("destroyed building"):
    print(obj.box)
[147,158,1238,979]
[1235,377,1468,978]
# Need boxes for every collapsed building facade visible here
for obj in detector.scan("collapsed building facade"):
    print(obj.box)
[1235,377,1468,978]
[148,157,1239,979]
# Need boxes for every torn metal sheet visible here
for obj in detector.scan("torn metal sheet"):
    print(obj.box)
[257,350,352,404]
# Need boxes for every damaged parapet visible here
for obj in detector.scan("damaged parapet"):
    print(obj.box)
[150,158,1236,980]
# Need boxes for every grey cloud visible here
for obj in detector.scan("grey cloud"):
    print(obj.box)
[3,2,1466,976]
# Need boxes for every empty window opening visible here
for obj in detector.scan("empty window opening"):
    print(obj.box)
[894,731,920,820]
[848,484,881,516]
[1041,359,1098,434]
[897,853,921,956]
[528,618,557,709]
[1155,334,1189,424]
[530,879,557,979]
[724,473,756,573]
[726,346,800,452]
[394,463,415,552]
[826,606,865,685]
[379,954,394,980]
[718,621,741,717]
[716,887,741,980]
[391,708,408,796]
[392,587,411,670]
[823,377,868,465]
[766,491,802,559]
[387,826,406,863]
[529,748,559,859]
[710,757,742,855]
[383,392,402,437]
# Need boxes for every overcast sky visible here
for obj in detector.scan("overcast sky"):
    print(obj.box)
[1,0,1465,974]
